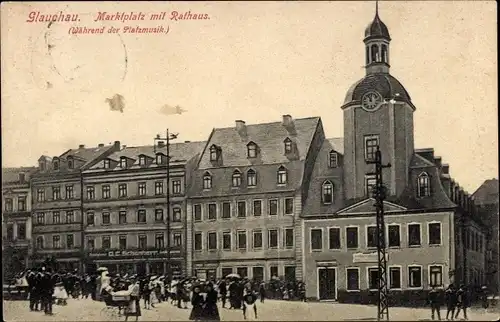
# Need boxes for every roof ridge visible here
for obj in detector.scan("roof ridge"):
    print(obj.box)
[213,116,321,131]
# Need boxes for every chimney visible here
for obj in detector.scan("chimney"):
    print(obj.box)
[434,157,442,168]
[184,141,191,143]
[157,141,166,148]
[282,114,293,127]
[98,143,105,148]
[442,164,450,174]
[113,141,121,149]
[122,145,127,149]
[235,120,246,133]
[78,144,85,149]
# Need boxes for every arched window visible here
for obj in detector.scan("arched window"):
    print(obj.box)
[284,138,292,154]
[67,156,74,169]
[371,44,379,62]
[53,158,60,171]
[329,151,338,168]
[417,172,431,197]
[381,44,388,63]
[277,166,288,184]
[322,181,334,204]
[247,169,257,187]
[366,46,370,65]
[232,170,242,187]
[203,172,212,190]
[36,236,44,249]
[209,145,219,161]
[247,142,258,158]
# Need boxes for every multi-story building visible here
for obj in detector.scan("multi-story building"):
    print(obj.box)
[31,142,121,271]
[472,178,499,293]
[186,116,324,281]
[2,167,37,276]
[299,8,487,303]
[81,141,205,276]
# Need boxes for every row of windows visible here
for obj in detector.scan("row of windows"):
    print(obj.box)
[3,196,27,212]
[85,233,182,250]
[309,222,442,251]
[104,153,168,170]
[35,211,76,225]
[462,228,484,253]
[215,266,296,281]
[85,181,182,200]
[85,208,182,226]
[5,222,27,241]
[193,228,295,251]
[210,139,296,163]
[345,264,443,291]
[47,156,75,171]
[202,166,289,190]
[36,234,75,249]
[193,198,294,221]
[36,185,75,202]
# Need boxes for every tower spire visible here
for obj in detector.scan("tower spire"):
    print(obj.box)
[376,0,379,16]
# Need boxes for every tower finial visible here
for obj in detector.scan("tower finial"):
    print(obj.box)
[376,0,379,16]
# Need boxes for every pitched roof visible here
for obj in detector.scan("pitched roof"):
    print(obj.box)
[326,137,344,155]
[472,178,499,206]
[107,141,206,163]
[2,167,37,184]
[197,117,321,169]
[60,145,114,167]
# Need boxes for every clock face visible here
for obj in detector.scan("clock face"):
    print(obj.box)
[361,91,382,111]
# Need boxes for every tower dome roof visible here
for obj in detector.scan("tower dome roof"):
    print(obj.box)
[364,13,391,41]
[343,73,413,108]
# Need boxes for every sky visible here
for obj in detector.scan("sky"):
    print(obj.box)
[1,1,497,193]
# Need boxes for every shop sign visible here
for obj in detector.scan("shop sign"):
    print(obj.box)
[89,249,180,258]
[353,252,388,263]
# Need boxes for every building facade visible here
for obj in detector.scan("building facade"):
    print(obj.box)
[30,142,121,271]
[2,167,37,276]
[472,178,499,293]
[299,9,487,303]
[81,141,205,276]
[186,116,325,282]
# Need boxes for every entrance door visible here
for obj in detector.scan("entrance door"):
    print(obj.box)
[318,268,336,300]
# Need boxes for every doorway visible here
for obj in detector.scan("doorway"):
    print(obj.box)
[317,267,336,300]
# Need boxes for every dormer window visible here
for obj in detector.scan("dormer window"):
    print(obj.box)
[417,172,431,197]
[53,158,60,171]
[39,161,46,171]
[67,156,74,169]
[247,169,257,187]
[277,166,288,184]
[322,181,334,204]
[232,170,242,187]
[284,138,292,154]
[156,153,163,165]
[247,142,258,158]
[329,151,338,168]
[103,159,111,169]
[203,172,212,190]
[209,145,220,161]
[119,157,127,168]
[19,173,26,183]
[138,155,146,166]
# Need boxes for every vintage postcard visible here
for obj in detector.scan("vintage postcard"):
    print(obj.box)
[1,1,498,321]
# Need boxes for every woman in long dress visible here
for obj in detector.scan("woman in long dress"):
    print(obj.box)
[202,282,220,321]
[189,285,204,321]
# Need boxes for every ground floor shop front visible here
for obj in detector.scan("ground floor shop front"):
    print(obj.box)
[192,259,297,282]
[83,249,185,276]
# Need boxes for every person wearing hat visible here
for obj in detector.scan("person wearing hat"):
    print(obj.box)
[202,282,220,321]
[445,284,457,321]
[189,284,205,321]
[454,284,469,320]
[125,276,141,321]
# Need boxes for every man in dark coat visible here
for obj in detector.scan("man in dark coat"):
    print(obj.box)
[27,271,40,311]
[428,286,442,321]
[219,280,227,308]
[40,269,55,315]
[454,285,469,320]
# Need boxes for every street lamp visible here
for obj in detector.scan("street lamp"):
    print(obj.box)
[154,129,178,283]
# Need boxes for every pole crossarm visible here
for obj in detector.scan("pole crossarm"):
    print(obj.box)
[367,146,391,321]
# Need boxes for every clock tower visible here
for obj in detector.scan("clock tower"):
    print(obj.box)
[342,4,416,200]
